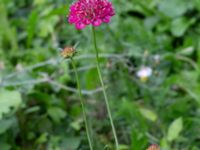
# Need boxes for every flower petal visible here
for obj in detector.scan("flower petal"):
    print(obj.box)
[92,19,102,26]
[75,22,86,30]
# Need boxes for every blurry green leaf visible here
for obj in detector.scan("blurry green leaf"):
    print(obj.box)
[70,119,82,131]
[0,142,11,150]
[192,146,200,150]
[38,118,53,133]
[25,106,40,114]
[38,16,59,37]
[47,106,67,123]
[61,137,80,150]
[0,89,22,120]
[177,46,194,56]
[0,1,18,50]
[131,129,147,150]
[198,41,200,69]
[144,16,159,30]
[195,0,200,11]
[34,0,46,5]
[158,0,192,18]
[139,108,157,122]
[173,71,200,104]
[36,133,48,144]
[160,138,170,149]
[29,92,51,105]
[119,144,129,150]
[167,117,183,142]
[171,17,195,37]
[131,0,154,16]
[49,6,68,16]
[39,6,53,17]
[0,118,16,134]
[85,68,99,90]
[27,10,38,47]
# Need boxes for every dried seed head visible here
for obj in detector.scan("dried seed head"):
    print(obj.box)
[147,144,160,150]
[61,46,76,58]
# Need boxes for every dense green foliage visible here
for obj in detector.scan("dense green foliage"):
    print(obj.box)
[0,0,200,149]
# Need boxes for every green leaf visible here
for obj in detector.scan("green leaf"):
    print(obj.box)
[70,119,82,131]
[38,16,59,37]
[173,71,200,104]
[195,0,200,11]
[0,89,22,120]
[160,138,170,149]
[0,142,11,150]
[0,118,16,134]
[85,68,99,90]
[36,133,48,144]
[158,0,193,18]
[177,46,194,56]
[139,108,157,122]
[33,0,46,5]
[170,17,195,37]
[60,137,81,150]
[167,117,183,142]
[27,10,38,48]
[47,107,67,123]
[119,144,129,150]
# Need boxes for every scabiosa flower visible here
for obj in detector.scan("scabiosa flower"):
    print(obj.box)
[68,0,115,30]
[146,144,160,150]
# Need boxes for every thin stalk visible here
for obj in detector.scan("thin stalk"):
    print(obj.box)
[70,58,93,150]
[92,26,119,150]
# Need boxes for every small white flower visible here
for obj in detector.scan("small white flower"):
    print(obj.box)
[0,61,5,70]
[15,63,24,72]
[153,55,160,64]
[136,66,152,82]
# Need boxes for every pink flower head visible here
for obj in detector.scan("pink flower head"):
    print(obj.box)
[68,0,115,30]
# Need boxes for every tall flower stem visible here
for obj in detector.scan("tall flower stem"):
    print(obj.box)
[70,58,93,150]
[92,26,119,150]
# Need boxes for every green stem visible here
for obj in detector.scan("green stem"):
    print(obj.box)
[70,58,93,150]
[92,26,119,150]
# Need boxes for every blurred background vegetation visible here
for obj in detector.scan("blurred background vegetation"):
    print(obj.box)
[0,0,200,149]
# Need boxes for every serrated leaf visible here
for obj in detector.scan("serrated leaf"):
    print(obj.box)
[0,89,22,120]
[167,117,183,142]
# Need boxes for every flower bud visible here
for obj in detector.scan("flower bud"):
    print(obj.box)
[147,144,160,150]
[61,47,76,58]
